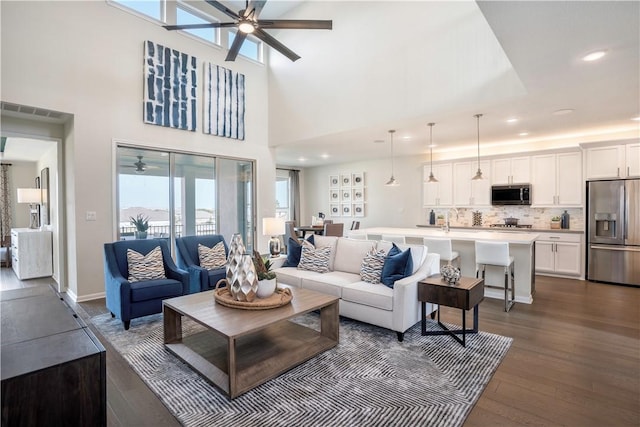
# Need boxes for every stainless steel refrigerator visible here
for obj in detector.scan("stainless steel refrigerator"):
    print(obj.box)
[587,178,640,286]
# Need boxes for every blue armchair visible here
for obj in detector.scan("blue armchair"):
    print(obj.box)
[175,234,228,294]
[103,239,189,330]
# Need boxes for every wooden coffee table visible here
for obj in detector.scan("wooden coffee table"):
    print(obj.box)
[418,276,484,347]
[163,285,339,399]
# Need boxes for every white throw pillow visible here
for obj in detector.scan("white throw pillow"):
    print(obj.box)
[127,246,166,282]
[198,242,226,269]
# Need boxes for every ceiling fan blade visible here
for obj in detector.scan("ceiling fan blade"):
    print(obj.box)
[257,19,332,30]
[164,22,236,31]
[204,0,241,20]
[246,0,267,19]
[254,28,300,62]
[226,32,248,62]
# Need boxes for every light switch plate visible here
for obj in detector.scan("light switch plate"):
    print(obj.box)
[86,211,97,221]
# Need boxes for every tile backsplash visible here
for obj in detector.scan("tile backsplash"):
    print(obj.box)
[425,206,584,230]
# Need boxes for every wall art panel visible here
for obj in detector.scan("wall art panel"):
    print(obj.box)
[143,41,197,131]
[204,63,245,140]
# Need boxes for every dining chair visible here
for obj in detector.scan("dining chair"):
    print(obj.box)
[350,221,360,230]
[324,222,344,237]
[284,221,302,251]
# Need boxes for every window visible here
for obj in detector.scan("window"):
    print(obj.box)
[112,0,163,21]
[110,0,265,64]
[176,4,219,44]
[228,32,262,62]
[276,173,290,220]
[117,146,255,252]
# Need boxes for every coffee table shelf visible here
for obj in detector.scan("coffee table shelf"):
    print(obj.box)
[163,286,339,399]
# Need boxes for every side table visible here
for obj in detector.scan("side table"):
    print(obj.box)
[418,276,484,347]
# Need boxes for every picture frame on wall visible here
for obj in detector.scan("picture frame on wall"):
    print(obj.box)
[330,189,340,202]
[353,203,365,217]
[352,188,365,202]
[341,190,351,202]
[352,172,364,187]
[340,174,351,187]
[342,204,352,217]
[329,175,339,188]
[330,204,340,217]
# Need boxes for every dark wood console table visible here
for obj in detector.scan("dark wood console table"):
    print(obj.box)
[1,286,106,426]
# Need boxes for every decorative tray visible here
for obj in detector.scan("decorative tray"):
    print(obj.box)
[213,286,293,310]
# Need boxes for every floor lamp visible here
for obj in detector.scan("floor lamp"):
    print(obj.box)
[17,188,41,229]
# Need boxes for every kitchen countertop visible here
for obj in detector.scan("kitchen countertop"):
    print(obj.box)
[415,224,584,234]
[358,227,539,244]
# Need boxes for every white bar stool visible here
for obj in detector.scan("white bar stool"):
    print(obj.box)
[423,237,460,268]
[381,234,406,244]
[475,240,515,312]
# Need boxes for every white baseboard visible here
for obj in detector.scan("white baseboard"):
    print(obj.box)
[65,289,106,303]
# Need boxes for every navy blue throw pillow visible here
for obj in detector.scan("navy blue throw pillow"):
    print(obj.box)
[380,244,413,288]
[283,235,314,267]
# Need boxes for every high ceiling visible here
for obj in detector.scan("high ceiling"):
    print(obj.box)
[266,1,640,167]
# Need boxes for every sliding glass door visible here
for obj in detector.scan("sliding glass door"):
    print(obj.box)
[116,146,255,252]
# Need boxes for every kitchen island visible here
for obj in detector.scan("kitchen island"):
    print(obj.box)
[353,227,538,304]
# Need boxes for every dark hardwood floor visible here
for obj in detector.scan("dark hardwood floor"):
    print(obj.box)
[2,266,638,426]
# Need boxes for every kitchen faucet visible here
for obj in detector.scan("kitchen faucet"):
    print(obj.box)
[444,207,460,232]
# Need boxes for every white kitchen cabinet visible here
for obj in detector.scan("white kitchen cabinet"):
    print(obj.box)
[11,228,53,280]
[584,143,639,179]
[535,232,582,277]
[452,160,491,207]
[491,156,530,185]
[626,143,640,177]
[531,151,582,206]
[423,163,453,207]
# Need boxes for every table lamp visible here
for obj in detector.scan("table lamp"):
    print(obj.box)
[263,217,285,257]
[17,188,41,229]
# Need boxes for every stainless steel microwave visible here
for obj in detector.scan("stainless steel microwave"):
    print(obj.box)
[491,184,531,205]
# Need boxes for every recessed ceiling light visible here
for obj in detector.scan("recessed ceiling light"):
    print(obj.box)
[632,116,640,121]
[506,118,519,123]
[402,136,411,140]
[320,154,329,159]
[298,157,306,162]
[373,139,385,143]
[582,50,607,62]
[519,132,529,137]
[553,109,574,116]
[428,144,437,148]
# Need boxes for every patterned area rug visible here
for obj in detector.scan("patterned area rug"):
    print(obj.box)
[91,312,512,427]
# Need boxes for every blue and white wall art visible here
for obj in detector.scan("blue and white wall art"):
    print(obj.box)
[204,63,245,140]
[144,41,197,131]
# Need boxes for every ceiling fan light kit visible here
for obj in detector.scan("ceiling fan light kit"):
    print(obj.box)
[164,0,332,62]
[472,113,484,181]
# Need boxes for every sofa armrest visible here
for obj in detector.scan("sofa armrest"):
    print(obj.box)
[391,253,440,332]
[103,245,132,320]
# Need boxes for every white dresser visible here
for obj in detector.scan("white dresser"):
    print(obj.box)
[11,228,53,280]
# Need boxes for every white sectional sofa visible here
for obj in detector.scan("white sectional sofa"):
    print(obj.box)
[272,236,440,341]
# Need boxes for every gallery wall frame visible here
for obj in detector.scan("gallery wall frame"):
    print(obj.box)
[329,172,366,218]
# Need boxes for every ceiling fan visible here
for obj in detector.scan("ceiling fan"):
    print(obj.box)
[121,156,158,174]
[163,0,332,62]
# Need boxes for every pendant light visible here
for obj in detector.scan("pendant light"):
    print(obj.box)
[385,129,398,186]
[427,122,438,182]
[471,113,484,180]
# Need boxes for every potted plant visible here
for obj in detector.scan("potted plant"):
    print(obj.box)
[130,214,150,239]
[550,216,561,229]
[436,214,445,226]
[252,250,277,298]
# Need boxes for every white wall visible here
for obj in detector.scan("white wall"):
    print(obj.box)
[302,154,427,229]
[1,1,276,300]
